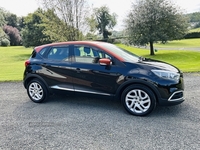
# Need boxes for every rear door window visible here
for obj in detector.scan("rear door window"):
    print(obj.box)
[47,47,70,61]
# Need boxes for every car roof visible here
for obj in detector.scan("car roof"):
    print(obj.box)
[34,41,105,52]
[34,41,124,61]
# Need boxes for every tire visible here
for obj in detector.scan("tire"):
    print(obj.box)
[27,79,48,103]
[121,84,156,116]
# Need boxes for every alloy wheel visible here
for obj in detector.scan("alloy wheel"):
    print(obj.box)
[28,82,44,101]
[125,89,151,114]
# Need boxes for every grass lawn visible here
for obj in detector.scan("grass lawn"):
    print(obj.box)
[153,38,200,48]
[189,27,200,33]
[0,46,33,81]
[117,43,200,73]
[0,39,200,81]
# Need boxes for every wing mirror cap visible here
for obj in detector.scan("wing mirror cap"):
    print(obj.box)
[99,58,112,66]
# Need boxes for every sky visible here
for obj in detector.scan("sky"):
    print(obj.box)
[0,0,200,30]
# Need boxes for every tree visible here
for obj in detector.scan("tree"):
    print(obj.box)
[40,9,82,42]
[186,12,200,23]
[0,7,7,27]
[21,8,84,47]
[0,13,5,27]
[0,27,9,45]
[5,14,18,28]
[125,0,188,55]
[195,22,200,28]
[0,8,9,46]
[21,9,53,47]
[85,12,99,40]
[94,6,117,40]
[18,17,26,31]
[3,25,21,46]
[86,14,97,34]
[39,0,88,41]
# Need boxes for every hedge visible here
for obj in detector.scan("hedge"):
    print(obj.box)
[184,32,200,39]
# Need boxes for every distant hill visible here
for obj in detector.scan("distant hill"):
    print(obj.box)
[185,12,200,29]
[186,12,200,23]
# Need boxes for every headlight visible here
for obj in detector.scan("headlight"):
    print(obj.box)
[151,70,180,80]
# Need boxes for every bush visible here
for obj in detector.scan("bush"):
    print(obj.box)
[95,38,122,44]
[0,38,10,46]
[184,32,200,39]
[3,25,22,46]
[113,39,122,44]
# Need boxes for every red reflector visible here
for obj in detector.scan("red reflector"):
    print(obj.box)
[25,60,30,67]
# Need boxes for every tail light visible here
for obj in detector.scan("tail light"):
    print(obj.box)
[25,60,30,67]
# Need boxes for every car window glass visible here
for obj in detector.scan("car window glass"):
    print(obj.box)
[31,50,36,58]
[74,46,113,64]
[47,47,69,61]
[39,47,48,56]
[99,42,139,62]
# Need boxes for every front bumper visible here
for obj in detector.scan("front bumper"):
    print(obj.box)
[168,90,184,102]
[158,90,184,106]
[156,73,185,106]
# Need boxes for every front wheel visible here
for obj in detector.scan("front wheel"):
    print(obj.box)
[121,85,156,116]
[27,79,48,103]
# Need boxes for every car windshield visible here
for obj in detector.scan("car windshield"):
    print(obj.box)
[99,43,140,62]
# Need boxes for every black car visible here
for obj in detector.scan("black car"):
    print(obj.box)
[23,41,184,116]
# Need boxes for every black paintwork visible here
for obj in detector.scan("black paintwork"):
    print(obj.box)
[23,42,184,106]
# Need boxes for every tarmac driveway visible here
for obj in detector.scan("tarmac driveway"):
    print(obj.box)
[0,73,200,150]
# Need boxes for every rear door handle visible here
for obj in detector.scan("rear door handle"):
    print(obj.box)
[76,68,80,73]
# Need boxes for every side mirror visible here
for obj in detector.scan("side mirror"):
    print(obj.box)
[99,58,112,66]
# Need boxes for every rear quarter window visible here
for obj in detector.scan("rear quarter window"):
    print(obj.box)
[31,50,37,58]
[39,47,49,57]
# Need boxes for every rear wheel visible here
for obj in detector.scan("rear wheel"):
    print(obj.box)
[27,79,48,103]
[121,85,156,116]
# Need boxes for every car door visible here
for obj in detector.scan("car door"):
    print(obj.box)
[71,45,125,96]
[40,45,74,91]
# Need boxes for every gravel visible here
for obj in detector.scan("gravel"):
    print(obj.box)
[0,73,200,150]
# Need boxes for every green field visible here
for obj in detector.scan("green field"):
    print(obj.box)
[0,46,33,81]
[189,27,200,33]
[0,39,200,81]
[117,44,200,72]
[117,38,200,72]
[153,38,200,47]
